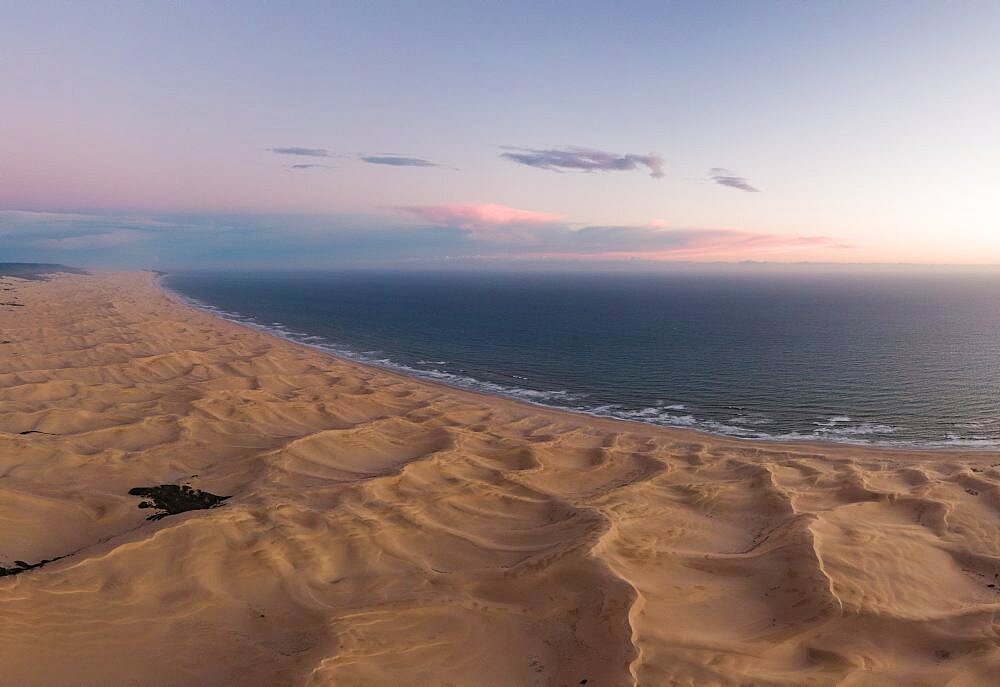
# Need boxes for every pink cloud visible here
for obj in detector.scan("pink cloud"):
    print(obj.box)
[398,203,563,228]
[398,202,565,243]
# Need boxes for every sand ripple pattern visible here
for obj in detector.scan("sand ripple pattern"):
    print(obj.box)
[0,272,999,686]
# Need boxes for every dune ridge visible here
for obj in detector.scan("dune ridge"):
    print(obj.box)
[0,271,998,686]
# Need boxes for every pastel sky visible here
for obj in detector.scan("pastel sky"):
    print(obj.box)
[2,1,999,268]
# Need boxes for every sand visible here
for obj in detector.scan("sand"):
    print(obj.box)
[0,271,998,686]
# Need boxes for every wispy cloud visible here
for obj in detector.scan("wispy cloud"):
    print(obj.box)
[288,163,335,170]
[501,146,665,178]
[398,203,846,258]
[552,226,840,259]
[708,168,759,192]
[35,229,143,250]
[0,210,154,238]
[268,147,331,157]
[361,155,442,168]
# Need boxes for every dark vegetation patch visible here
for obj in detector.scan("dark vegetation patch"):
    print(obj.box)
[0,485,229,580]
[129,484,230,520]
[0,554,68,578]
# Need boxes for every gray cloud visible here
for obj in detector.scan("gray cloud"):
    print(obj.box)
[269,149,448,168]
[360,155,441,168]
[501,146,664,178]
[288,163,334,170]
[708,168,759,192]
[268,147,331,157]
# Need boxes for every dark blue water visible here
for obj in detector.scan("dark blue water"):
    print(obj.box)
[165,270,1000,448]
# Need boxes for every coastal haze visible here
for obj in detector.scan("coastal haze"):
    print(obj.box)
[3,1,1000,686]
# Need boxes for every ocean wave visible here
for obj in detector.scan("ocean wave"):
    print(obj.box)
[729,414,774,426]
[953,420,996,430]
[587,404,698,427]
[814,416,853,426]
[937,434,1000,447]
[387,365,586,403]
[813,420,897,437]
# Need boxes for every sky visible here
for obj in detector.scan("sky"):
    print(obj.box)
[2,0,999,269]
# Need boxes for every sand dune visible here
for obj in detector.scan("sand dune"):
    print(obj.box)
[1,271,999,686]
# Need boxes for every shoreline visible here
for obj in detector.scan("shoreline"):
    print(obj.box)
[158,271,1000,458]
[3,269,1000,685]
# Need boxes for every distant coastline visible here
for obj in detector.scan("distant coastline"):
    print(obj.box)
[0,263,87,281]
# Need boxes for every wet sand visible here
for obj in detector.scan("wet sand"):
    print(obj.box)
[0,271,998,686]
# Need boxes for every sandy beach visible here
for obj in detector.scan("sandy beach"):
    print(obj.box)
[1,270,999,686]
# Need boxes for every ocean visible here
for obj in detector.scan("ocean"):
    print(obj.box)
[165,269,1000,448]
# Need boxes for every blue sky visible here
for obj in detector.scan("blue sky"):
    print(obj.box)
[2,1,999,268]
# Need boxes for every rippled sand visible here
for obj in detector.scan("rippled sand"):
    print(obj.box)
[1,271,999,686]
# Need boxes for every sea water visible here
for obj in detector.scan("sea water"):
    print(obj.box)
[166,269,1000,448]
